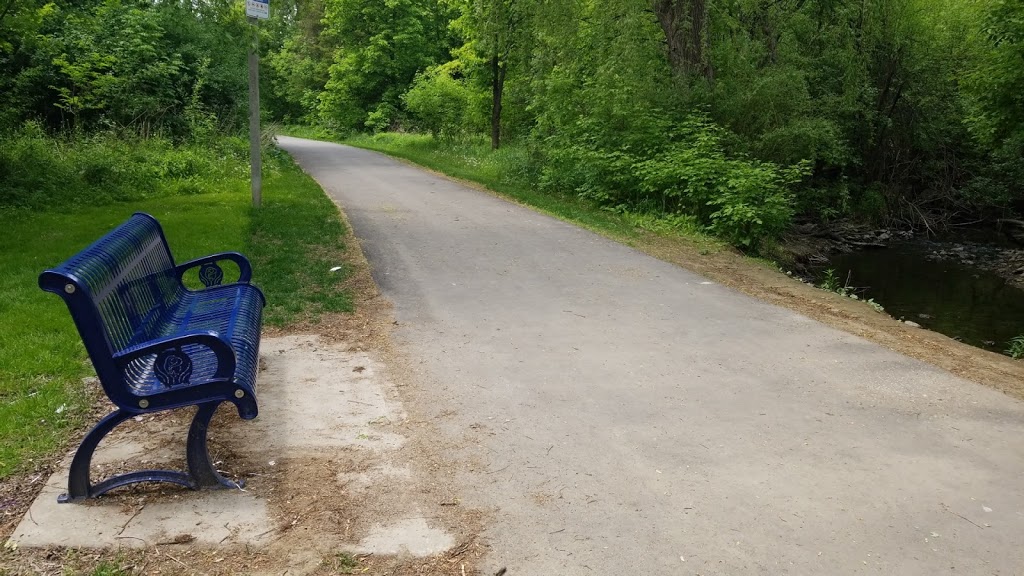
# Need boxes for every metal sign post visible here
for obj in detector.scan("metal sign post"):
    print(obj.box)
[246,0,269,208]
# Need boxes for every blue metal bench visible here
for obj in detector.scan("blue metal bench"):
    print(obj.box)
[39,212,266,502]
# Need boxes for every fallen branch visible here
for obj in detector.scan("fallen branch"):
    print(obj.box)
[844,239,888,249]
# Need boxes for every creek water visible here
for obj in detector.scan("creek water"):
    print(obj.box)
[816,241,1024,353]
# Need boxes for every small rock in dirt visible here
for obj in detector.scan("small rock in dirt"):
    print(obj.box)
[904,321,922,328]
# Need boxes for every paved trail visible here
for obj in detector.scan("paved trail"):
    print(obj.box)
[278,136,1024,575]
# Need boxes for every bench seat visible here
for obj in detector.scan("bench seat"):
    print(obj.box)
[118,283,265,418]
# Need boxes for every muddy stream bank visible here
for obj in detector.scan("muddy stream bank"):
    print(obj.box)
[792,226,1024,355]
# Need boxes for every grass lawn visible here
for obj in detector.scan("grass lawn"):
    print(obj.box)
[0,148,350,479]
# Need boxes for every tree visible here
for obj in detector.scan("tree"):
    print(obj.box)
[317,0,454,132]
[263,0,335,123]
[653,0,713,80]
[451,0,532,149]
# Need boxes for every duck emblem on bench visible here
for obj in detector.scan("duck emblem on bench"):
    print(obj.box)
[199,261,224,287]
[154,348,193,387]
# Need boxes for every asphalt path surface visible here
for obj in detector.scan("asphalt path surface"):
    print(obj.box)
[278,136,1024,575]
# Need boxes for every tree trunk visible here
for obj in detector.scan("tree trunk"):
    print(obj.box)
[0,0,17,28]
[490,53,506,150]
[652,0,712,80]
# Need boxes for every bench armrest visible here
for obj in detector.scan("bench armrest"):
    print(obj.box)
[113,331,237,381]
[175,252,253,287]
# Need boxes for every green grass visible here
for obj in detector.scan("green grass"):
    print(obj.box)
[330,552,362,573]
[0,143,350,479]
[250,148,352,325]
[89,561,131,576]
[0,126,253,211]
[1007,335,1024,359]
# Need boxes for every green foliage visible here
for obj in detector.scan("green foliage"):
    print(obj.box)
[5,0,1024,250]
[536,114,806,249]
[621,212,703,236]
[0,0,249,136]
[174,0,1024,244]
[330,552,362,573]
[0,124,249,210]
[47,1,184,129]
[1007,335,1024,359]
[817,268,883,312]
[854,186,889,225]
[263,0,335,125]
[316,0,455,132]
[402,68,477,139]
[964,0,1024,146]
[364,102,400,133]
[90,560,131,576]
[820,269,840,292]
[635,119,808,248]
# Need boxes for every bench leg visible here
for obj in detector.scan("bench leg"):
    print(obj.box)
[186,401,245,490]
[59,409,195,503]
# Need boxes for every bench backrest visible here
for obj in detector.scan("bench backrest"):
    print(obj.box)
[39,213,182,391]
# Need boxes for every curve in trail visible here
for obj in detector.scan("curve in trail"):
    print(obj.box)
[277,136,1024,575]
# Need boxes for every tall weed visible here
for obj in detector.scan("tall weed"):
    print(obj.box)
[0,124,249,211]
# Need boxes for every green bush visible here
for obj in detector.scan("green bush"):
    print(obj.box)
[705,164,802,249]
[402,70,477,140]
[545,116,808,250]
[0,125,250,211]
[365,102,400,133]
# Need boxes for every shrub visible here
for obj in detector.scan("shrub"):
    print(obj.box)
[0,124,250,211]
[1007,335,1024,359]
[402,70,476,140]
[536,115,808,250]
[633,117,809,249]
[365,102,400,133]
